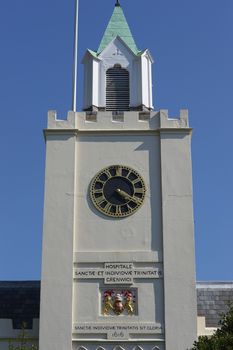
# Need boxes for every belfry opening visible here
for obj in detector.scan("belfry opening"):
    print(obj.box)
[106,65,130,111]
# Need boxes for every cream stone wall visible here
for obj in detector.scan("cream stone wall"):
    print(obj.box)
[39,110,196,350]
[75,134,161,253]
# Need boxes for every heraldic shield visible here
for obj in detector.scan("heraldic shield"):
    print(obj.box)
[102,289,137,316]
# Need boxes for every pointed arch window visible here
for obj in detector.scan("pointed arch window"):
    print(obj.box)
[76,347,88,350]
[106,65,130,111]
[113,346,125,350]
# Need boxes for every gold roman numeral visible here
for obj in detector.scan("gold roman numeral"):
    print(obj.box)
[132,196,142,205]
[94,189,104,194]
[104,202,112,213]
[132,178,141,186]
[115,205,121,215]
[97,179,105,184]
[95,195,106,205]
[105,170,112,178]
[116,166,122,176]
[134,188,144,194]
[126,203,133,210]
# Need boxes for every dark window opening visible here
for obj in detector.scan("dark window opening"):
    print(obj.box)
[106,65,130,111]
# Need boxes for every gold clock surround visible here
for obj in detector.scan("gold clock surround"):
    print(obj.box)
[90,165,146,218]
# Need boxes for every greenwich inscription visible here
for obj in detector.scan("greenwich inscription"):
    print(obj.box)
[74,262,163,284]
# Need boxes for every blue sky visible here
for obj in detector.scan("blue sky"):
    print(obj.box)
[0,0,232,281]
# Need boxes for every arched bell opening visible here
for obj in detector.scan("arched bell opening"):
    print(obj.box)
[106,64,130,111]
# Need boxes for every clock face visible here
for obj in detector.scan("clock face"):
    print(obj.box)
[90,165,146,218]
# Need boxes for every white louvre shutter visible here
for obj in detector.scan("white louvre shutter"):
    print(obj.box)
[106,66,130,111]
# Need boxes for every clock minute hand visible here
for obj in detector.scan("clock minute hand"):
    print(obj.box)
[116,189,142,204]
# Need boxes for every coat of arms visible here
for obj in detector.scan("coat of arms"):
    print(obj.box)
[103,289,136,316]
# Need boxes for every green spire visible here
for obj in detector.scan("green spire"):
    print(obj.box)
[97,3,139,55]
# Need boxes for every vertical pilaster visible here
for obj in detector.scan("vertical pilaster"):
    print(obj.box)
[160,116,197,349]
[39,130,76,350]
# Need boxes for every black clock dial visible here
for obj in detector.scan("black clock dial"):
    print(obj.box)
[90,165,146,218]
[103,177,134,205]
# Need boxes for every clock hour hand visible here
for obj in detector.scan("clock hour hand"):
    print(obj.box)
[116,189,142,204]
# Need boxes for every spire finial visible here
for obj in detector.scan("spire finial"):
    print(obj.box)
[115,0,120,7]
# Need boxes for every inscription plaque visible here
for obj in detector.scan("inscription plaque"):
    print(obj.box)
[74,262,163,284]
[73,323,163,339]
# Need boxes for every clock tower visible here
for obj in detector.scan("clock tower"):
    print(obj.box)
[39,2,197,350]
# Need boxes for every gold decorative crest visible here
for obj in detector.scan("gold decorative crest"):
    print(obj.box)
[103,290,135,316]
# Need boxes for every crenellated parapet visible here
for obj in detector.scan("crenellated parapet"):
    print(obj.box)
[46,110,191,132]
